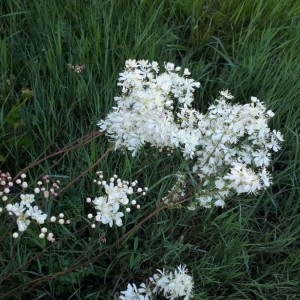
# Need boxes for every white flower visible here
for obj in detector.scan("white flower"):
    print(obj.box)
[272,129,284,142]
[259,167,271,187]
[125,59,138,69]
[266,110,275,118]
[16,213,30,231]
[88,173,146,228]
[183,68,191,76]
[215,199,225,208]
[27,205,47,224]
[219,90,234,99]
[119,283,151,300]
[150,265,193,300]
[224,163,261,194]
[20,194,35,207]
[164,62,175,72]
[104,182,129,205]
[6,202,25,216]
[119,265,193,300]
[156,73,173,93]
[7,197,47,231]
[93,197,124,227]
[253,150,270,167]
[196,196,212,208]
[215,178,225,189]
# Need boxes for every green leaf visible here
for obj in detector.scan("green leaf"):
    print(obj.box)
[133,236,139,251]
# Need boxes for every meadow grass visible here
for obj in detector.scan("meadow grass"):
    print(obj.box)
[1,0,300,299]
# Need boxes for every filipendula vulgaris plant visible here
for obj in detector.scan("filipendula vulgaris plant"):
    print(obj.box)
[98,59,283,299]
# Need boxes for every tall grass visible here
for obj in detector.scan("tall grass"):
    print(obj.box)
[1,0,300,299]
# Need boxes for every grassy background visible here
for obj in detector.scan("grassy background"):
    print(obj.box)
[1,0,300,299]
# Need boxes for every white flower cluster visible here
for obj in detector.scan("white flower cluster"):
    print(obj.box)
[99,60,284,208]
[98,59,200,156]
[87,171,147,228]
[0,171,63,240]
[6,193,47,232]
[119,264,193,300]
[190,95,283,208]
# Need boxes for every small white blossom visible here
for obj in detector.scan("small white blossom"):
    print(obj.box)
[220,89,234,99]
[119,283,151,300]
[28,206,47,224]
[215,199,225,208]
[20,194,35,207]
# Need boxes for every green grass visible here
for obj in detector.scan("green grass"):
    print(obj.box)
[1,0,300,299]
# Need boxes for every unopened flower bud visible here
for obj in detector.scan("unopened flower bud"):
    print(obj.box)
[41,227,47,233]
[21,182,28,188]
